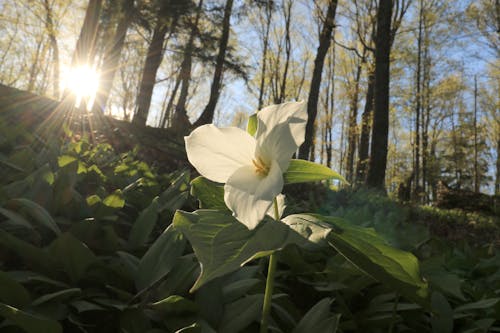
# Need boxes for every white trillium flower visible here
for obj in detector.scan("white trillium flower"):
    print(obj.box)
[185,101,307,230]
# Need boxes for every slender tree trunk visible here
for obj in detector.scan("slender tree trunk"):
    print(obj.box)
[298,0,338,160]
[473,75,479,192]
[258,1,272,110]
[346,62,362,182]
[172,0,204,131]
[133,7,175,125]
[496,136,500,195]
[326,46,335,169]
[366,0,392,189]
[278,0,293,103]
[356,69,374,184]
[193,0,234,127]
[92,0,133,114]
[413,0,423,198]
[43,0,60,99]
[27,36,44,92]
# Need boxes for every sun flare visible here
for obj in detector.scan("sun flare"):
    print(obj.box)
[62,65,99,108]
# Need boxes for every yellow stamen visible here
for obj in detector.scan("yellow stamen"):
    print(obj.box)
[252,156,270,176]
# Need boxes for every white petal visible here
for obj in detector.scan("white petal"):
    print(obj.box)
[185,124,256,183]
[224,159,284,229]
[257,121,297,172]
[266,194,286,220]
[256,101,307,146]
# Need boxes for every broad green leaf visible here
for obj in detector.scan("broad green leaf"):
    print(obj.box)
[7,198,61,235]
[129,197,159,247]
[173,210,306,291]
[149,295,198,315]
[431,292,453,333]
[136,225,186,290]
[293,298,340,333]
[454,298,500,312]
[57,155,86,174]
[48,232,97,283]
[219,294,263,333]
[0,229,58,274]
[0,271,31,308]
[292,214,428,303]
[284,159,347,184]
[103,190,125,208]
[190,177,227,210]
[0,206,34,230]
[31,288,81,306]
[57,155,77,168]
[247,114,257,136]
[0,303,62,333]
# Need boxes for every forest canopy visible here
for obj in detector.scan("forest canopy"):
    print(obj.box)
[0,0,498,196]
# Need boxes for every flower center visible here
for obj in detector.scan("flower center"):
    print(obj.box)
[252,156,270,176]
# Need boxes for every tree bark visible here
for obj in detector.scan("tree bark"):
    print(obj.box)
[355,69,374,184]
[278,0,293,103]
[193,0,234,127]
[42,0,60,99]
[171,0,204,131]
[345,62,362,182]
[298,0,337,160]
[413,0,423,198]
[92,0,133,114]
[70,0,102,67]
[366,0,392,189]
[133,4,175,126]
[257,1,273,110]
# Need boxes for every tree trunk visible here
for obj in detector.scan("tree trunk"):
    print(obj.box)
[43,0,60,99]
[70,0,102,67]
[366,0,392,189]
[193,0,234,127]
[172,0,204,132]
[298,0,337,160]
[92,0,133,114]
[413,0,423,198]
[496,136,500,195]
[278,0,293,103]
[355,69,374,184]
[133,7,174,125]
[257,1,273,110]
[345,62,362,182]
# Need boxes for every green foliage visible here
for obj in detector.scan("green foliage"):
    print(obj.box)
[1,117,499,332]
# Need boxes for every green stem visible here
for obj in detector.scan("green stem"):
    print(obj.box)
[260,198,280,333]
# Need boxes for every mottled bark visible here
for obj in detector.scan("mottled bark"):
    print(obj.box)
[345,62,362,182]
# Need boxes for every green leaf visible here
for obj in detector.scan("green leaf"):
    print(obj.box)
[136,225,186,290]
[0,229,58,274]
[149,295,198,315]
[57,155,77,168]
[190,177,227,210]
[284,159,347,184]
[7,198,61,235]
[247,114,257,136]
[431,292,453,333]
[293,298,340,333]
[0,271,31,308]
[454,298,500,312]
[129,197,159,247]
[103,190,125,209]
[48,232,97,283]
[219,294,263,333]
[295,214,428,303]
[31,288,81,306]
[0,207,34,230]
[0,303,62,333]
[173,210,305,291]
